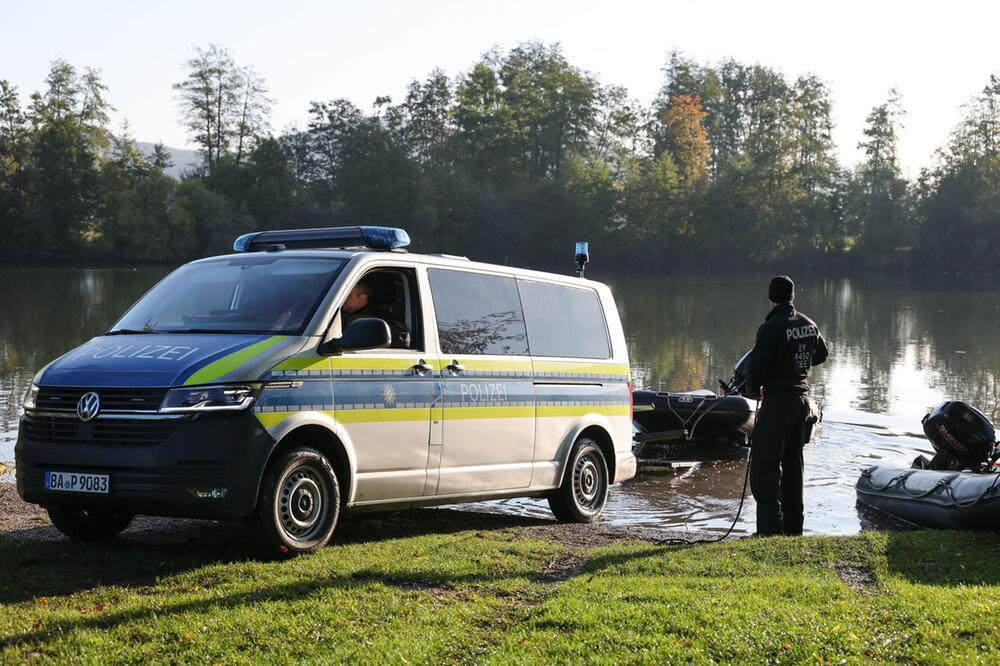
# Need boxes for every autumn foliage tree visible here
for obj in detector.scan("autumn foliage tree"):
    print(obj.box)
[658,94,711,190]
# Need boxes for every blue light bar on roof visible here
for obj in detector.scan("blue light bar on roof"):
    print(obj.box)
[232,226,410,252]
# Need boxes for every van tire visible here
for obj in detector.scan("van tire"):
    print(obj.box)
[548,438,609,523]
[251,447,340,558]
[46,505,133,540]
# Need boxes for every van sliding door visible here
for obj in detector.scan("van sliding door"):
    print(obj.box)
[428,268,535,494]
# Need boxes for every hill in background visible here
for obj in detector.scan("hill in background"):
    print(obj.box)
[135,142,200,179]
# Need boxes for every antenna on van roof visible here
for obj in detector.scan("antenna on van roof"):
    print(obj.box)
[575,242,589,278]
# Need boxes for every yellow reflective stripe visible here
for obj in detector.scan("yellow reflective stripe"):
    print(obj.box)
[255,411,302,428]
[442,406,535,420]
[537,405,631,418]
[454,359,533,371]
[336,408,431,423]
[257,403,628,427]
[273,357,332,372]
[329,357,442,370]
[185,337,286,386]
[532,361,630,376]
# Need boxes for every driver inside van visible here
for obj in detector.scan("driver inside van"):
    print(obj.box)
[341,277,411,348]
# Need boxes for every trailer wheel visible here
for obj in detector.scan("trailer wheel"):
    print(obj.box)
[46,505,133,540]
[548,437,609,523]
[251,447,340,558]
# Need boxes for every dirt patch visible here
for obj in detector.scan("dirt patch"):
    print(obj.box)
[834,561,878,593]
[0,484,50,536]
[369,577,461,601]
[510,520,721,548]
[535,551,588,583]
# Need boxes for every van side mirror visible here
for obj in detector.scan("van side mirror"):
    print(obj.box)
[319,317,392,355]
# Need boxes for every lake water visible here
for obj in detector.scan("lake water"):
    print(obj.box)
[2,266,996,534]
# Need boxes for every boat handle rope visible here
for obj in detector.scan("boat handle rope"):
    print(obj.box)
[666,380,749,442]
[944,473,1000,508]
[664,393,712,438]
[863,467,1000,504]
[861,468,948,496]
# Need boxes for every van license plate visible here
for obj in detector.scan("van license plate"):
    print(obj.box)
[44,471,109,494]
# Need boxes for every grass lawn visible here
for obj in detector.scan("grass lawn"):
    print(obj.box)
[2,513,999,664]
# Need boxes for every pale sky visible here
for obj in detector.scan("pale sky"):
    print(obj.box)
[2,0,997,176]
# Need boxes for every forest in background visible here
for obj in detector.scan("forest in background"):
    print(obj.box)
[1,43,999,271]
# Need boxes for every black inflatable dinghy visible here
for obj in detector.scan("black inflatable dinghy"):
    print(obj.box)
[632,351,765,468]
[856,466,1000,530]
[632,389,756,444]
[855,400,1000,530]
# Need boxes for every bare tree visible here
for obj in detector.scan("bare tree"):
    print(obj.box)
[174,45,270,176]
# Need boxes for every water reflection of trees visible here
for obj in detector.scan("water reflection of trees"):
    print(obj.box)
[610,273,1000,421]
[0,267,170,436]
[610,276,762,392]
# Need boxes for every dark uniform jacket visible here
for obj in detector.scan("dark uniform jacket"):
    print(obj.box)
[748,303,828,396]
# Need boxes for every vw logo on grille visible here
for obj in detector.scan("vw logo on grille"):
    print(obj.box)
[76,391,101,422]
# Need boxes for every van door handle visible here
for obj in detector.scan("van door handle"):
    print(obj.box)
[412,359,434,375]
[446,360,466,375]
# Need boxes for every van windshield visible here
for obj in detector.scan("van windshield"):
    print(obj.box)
[110,256,346,335]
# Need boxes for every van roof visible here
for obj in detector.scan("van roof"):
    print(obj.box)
[192,248,607,289]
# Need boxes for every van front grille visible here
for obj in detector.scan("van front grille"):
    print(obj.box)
[35,387,167,412]
[23,415,179,446]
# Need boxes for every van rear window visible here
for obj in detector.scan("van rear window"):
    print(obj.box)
[517,280,611,359]
[428,269,528,356]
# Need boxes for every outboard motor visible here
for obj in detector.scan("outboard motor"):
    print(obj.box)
[720,350,755,399]
[918,401,999,472]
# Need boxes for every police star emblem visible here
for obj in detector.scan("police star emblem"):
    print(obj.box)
[382,384,397,408]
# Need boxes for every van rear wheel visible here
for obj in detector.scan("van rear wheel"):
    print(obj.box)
[251,447,340,558]
[46,505,133,540]
[548,438,609,523]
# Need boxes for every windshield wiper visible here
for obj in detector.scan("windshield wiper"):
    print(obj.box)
[106,328,160,335]
[163,328,274,335]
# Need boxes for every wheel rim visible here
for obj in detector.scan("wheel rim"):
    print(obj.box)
[573,452,606,512]
[275,463,330,543]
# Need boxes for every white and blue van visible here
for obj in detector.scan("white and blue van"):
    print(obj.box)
[16,227,636,556]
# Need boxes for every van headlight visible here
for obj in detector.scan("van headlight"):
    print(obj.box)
[161,385,259,412]
[23,383,39,410]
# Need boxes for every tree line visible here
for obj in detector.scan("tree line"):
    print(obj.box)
[0,44,997,271]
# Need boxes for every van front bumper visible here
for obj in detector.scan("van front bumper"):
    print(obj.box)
[15,411,275,520]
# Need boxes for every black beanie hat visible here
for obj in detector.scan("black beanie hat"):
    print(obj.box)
[768,275,794,303]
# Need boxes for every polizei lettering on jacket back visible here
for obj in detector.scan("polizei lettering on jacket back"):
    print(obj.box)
[786,325,818,341]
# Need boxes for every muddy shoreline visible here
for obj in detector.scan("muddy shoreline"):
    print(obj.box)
[0,483,722,547]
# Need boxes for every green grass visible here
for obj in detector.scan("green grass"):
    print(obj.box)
[2,515,1000,664]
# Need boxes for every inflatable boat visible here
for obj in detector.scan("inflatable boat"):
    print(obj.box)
[631,352,760,468]
[856,466,1000,530]
[855,400,1000,530]
[632,389,757,444]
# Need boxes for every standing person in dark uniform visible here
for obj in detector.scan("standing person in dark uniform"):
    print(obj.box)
[747,276,828,536]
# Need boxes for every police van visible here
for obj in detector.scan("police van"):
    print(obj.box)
[16,227,636,556]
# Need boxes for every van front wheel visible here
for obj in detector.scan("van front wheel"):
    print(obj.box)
[548,438,609,523]
[251,448,340,558]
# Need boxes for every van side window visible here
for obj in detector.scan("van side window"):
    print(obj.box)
[346,268,424,350]
[517,280,611,359]
[428,269,528,355]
